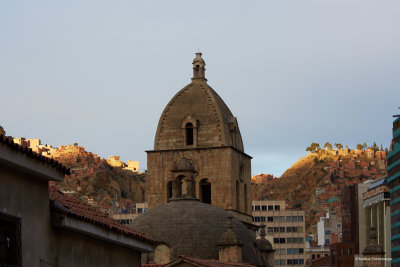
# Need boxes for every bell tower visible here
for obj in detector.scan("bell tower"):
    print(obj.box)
[192,52,207,81]
[146,53,252,224]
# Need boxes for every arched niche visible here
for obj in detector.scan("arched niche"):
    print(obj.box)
[181,115,198,148]
[167,181,173,201]
[236,180,240,211]
[199,178,211,204]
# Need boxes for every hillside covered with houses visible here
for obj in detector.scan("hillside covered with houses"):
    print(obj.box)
[252,144,388,232]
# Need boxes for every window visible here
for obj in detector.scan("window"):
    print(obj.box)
[274,216,285,222]
[275,205,280,211]
[0,212,21,266]
[185,123,194,145]
[275,249,285,255]
[274,259,286,265]
[325,229,332,235]
[273,238,286,244]
[267,216,273,222]
[199,179,211,204]
[254,205,260,211]
[167,181,173,200]
[337,223,342,228]
[261,205,267,211]
[287,248,304,254]
[348,248,352,255]
[268,205,274,210]
[267,227,273,234]
[260,216,266,222]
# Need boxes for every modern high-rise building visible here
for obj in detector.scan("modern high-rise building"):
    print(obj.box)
[388,113,400,265]
[252,200,306,266]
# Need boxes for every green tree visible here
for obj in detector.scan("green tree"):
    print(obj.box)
[306,142,321,152]
[324,142,333,150]
[334,143,343,149]
[356,144,363,150]
[363,142,368,150]
[0,125,5,136]
[372,142,378,152]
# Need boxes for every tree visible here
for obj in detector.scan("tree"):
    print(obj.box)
[356,144,363,150]
[324,142,333,150]
[372,142,378,152]
[334,143,343,149]
[0,125,4,136]
[306,142,321,152]
[363,142,368,150]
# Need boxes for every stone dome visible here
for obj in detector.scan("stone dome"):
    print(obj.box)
[154,54,244,152]
[129,199,262,266]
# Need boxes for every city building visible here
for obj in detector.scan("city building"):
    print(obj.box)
[362,176,391,266]
[252,200,306,266]
[388,113,400,265]
[306,244,329,266]
[129,53,274,266]
[113,202,148,225]
[330,182,370,267]
[317,211,342,246]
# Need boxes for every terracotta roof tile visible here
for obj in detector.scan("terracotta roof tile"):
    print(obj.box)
[164,256,256,267]
[0,134,70,175]
[49,185,157,244]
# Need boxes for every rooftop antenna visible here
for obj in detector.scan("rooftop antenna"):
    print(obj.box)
[394,107,400,118]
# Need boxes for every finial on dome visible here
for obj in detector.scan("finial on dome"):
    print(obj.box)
[192,52,207,82]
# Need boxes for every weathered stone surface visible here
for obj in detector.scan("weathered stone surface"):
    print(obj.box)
[146,53,252,222]
[129,199,260,265]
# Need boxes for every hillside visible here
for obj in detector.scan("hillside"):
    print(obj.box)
[12,138,146,214]
[252,148,387,232]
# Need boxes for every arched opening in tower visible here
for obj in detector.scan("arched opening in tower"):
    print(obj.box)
[236,180,240,211]
[167,181,173,200]
[199,178,211,204]
[186,123,194,145]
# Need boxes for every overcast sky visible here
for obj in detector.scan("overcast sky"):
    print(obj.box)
[1,1,399,176]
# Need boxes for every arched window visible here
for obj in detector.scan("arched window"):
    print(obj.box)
[186,123,194,145]
[244,184,248,213]
[236,180,240,211]
[195,65,201,78]
[167,181,173,200]
[200,179,211,204]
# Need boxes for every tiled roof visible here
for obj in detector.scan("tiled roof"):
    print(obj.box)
[164,256,256,267]
[0,134,70,175]
[49,185,157,244]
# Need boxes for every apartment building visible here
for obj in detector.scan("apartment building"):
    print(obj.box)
[388,114,400,265]
[252,200,306,266]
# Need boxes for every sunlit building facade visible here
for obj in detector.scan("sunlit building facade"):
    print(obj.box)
[252,200,306,266]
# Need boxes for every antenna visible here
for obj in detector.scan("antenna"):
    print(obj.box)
[394,107,400,118]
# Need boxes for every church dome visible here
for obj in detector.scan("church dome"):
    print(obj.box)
[154,53,244,152]
[129,199,262,265]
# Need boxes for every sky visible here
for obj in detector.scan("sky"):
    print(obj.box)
[1,1,399,176]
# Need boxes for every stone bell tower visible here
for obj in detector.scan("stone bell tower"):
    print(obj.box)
[146,53,253,223]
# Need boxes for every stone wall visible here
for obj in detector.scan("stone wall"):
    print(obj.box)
[146,147,252,222]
